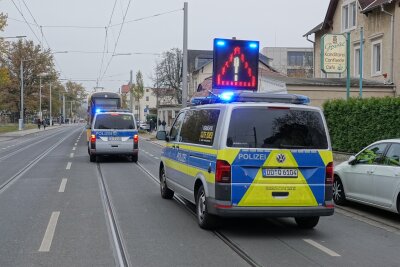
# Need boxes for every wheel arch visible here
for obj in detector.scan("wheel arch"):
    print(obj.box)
[194,174,208,200]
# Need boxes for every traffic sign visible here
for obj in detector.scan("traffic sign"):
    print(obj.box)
[213,38,259,91]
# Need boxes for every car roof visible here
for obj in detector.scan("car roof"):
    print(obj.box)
[375,139,400,143]
[186,102,321,111]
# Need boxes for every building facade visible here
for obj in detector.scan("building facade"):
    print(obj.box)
[261,47,314,78]
[304,0,399,95]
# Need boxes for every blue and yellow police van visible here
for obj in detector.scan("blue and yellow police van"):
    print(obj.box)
[156,92,334,229]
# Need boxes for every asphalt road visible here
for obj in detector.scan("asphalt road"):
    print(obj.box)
[0,126,399,266]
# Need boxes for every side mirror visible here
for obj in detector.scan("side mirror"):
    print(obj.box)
[156,131,168,141]
[348,155,356,165]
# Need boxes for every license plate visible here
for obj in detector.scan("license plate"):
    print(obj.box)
[108,137,121,141]
[263,168,298,178]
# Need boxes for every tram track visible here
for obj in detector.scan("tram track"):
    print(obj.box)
[96,163,130,267]
[0,127,70,162]
[136,161,263,267]
[0,128,80,195]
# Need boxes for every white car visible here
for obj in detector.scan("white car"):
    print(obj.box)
[333,139,400,214]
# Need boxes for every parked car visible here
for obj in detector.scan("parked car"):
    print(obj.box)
[334,139,400,214]
[139,121,150,130]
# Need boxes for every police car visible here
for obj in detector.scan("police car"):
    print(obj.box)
[88,111,138,162]
[156,92,334,229]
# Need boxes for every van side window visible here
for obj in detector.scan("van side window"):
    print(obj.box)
[169,113,185,142]
[180,109,220,146]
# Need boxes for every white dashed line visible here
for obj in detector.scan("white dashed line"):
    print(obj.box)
[39,211,60,252]
[74,143,77,146]
[149,154,154,157]
[70,153,74,158]
[58,178,67,193]
[303,239,341,257]
[66,162,72,170]
[154,157,159,160]
[72,147,76,151]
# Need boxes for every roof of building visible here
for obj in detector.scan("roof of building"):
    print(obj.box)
[304,0,396,36]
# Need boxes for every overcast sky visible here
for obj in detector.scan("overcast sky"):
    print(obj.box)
[2,0,330,92]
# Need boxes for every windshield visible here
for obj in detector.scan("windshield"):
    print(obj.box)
[94,114,135,130]
[226,107,328,149]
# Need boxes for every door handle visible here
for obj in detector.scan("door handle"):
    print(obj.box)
[395,172,400,177]
[367,170,374,174]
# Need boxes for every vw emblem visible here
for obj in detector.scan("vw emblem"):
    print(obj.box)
[113,131,117,135]
[276,154,286,163]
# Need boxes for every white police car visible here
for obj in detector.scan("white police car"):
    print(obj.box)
[156,92,334,229]
[88,111,138,162]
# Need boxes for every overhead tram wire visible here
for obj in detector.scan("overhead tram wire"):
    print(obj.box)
[99,0,133,83]
[109,8,183,27]
[10,0,41,43]
[98,0,118,86]
[19,0,68,80]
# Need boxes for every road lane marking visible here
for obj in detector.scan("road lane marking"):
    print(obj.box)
[39,211,60,252]
[72,147,76,151]
[58,178,67,192]
[149,153,154,157]
[66,162,72,170]
[155,157,159,160]
[303,239,340,257]
[74,143,77,146]
[70,153,74,158]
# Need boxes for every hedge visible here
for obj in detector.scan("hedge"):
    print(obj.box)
[323,97,400,153]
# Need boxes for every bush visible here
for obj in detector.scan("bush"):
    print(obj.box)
[323,97,400,153]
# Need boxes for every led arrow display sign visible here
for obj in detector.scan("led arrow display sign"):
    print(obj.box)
[213,38,259,91]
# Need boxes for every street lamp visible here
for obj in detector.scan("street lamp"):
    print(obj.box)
[38,72,49,120]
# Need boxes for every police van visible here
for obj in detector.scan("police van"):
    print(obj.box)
[88,111,138,162]
[156,92,334,229]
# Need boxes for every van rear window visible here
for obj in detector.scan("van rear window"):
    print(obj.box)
[94,114,135,130]
[226,107,328,149]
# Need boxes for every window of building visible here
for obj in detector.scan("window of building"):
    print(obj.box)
[372,40,382,76]
[135,106,138,111]
[342,1,357,31]
[354,46,362,77]
[146,89,149,93]
[146,96,149,101]
[287,52,304,66]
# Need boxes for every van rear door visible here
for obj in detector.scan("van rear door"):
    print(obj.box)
[225,106,332,207]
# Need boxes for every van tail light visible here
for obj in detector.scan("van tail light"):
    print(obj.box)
[90,134,96,143]
[215,160,231,183]
[325,162,334,202]
[325,162,334,184]
[133,134,139,144]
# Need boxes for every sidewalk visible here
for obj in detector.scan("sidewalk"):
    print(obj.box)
[0,124,67,141]
[138,131,165,147]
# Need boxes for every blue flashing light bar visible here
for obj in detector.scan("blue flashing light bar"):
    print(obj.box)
[249,42,258,49]
[190,92,310,106]
[95,108,102,113]
[216,40,226,46]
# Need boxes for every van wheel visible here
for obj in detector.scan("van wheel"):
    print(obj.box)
[131,155,138,163]
[295,216,320,229]
[196,185,217,230]
[90,154,96,162]
[160,167,174,199]
[333,176,346,205]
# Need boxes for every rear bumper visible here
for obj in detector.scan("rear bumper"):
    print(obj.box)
[207,198,334,218]
[90,148,138,156]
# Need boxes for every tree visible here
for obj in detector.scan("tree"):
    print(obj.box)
[0,13,10,87]
[0,39,56,117]
[153,48,182,104]
[131,70,144,120]
[64,81,87,118]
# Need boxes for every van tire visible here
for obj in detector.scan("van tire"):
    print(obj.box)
[295,216,320,229]
[196,185,217,230]
[90,154,96,162]
[131,155,138,163]
[160,167,174,199]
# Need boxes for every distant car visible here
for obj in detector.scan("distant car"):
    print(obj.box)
[139,122,150,130]
[88,111,139,162]
[334,139,400,214]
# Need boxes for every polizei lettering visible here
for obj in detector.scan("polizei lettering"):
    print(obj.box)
[238,153,267,161]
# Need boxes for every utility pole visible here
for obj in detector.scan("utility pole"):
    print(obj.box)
[49,81,52,126]
[129,70,133,113]
[359,27,363,98]
[182,2,188,108]
[62,94,65,124]
[346,32,351,100]
[39,76,42,120]
[19,60,24,130]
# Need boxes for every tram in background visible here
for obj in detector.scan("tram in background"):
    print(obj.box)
[86,91,122,143]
